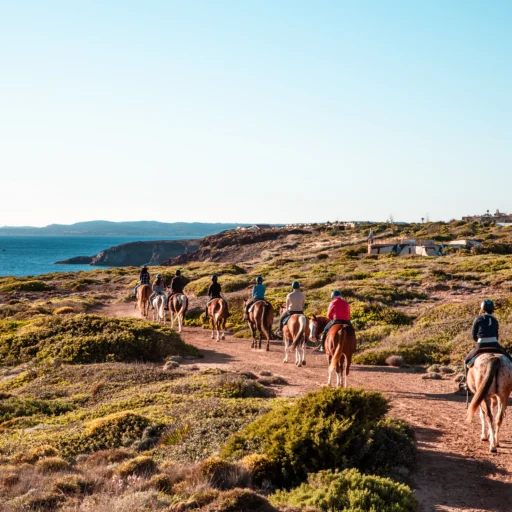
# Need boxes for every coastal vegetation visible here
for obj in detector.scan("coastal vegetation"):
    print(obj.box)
[1,219,511,509]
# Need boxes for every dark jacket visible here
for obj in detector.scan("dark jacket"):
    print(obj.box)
[472,314,499,342]
[170,276,184,293]
[139,270,150,284]
[208,282,222,298]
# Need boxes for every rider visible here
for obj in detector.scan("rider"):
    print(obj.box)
[203,274,230,321]
[318,290,351,352]
[168,270,185,301]
[243,276,267,320]
[149,274,167,309]
[277,281,305,336]
[133,265,150,297]
[465,299,512,366]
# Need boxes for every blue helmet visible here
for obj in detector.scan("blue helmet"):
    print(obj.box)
[481,299,495,313]
[256,276,263,284]
[331,290,342,299]
[156,274,163,279]
[292,281,300,289]
[212,274,218,281]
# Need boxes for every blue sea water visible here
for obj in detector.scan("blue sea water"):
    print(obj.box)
[0,236,195,277]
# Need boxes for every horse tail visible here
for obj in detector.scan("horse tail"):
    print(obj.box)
[291,315,307,350]
[329,328,346,374]
[467,357,500,422]
[261,303,272,341]
[181,295,189,318]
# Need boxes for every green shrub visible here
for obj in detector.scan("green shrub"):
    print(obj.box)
[53,474,94,494]
[15,444,58,464]
[60,411,156,456]
[0,396,75,423]
[207,488,278,512]
[222,387,389,487]
[0,279,51,292]
[35,456,71,474]
[0,314,199,365]
[147,473,173,494]
[115,455,157,478]
[198,456,249,489]
[240,453,280,487]
[270,469,418,512]
[53,306,76,315]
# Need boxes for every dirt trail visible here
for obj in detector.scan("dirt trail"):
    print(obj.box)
[101,302,512,512]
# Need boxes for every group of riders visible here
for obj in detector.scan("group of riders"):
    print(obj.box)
[133,265,512,367]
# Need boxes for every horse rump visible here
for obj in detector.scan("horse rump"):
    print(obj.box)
[467,356,500,422]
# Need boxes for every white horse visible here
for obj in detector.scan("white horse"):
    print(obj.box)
[279,306,309,367]
[152,294,166,325]
[467,353,512,452]
[168,293,188,333]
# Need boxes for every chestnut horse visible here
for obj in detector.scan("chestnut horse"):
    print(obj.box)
[244,299,273,351]
[279,305,310,367]
[466,354,512,452]
[152,294,166,325]
[207,298,229,341]
[324,323,357,387]
[168,293,188,333]
[309,314,329,343]
[136,284,152,318]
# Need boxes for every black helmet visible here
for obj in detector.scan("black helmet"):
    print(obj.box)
[212,274,218,281]
[481,299,495,314]
[256,276,263,284]
[176,270,181,276]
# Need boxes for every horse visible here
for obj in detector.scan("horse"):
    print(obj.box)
[206,298,229,341]
[309,314,329,343]
[244,299,273,351]
[136,284,152,318]
[324,323,357,387]
[152,294,166,325]
[466,353,512,452]
[279,305,309,366]
[168,293,188,333]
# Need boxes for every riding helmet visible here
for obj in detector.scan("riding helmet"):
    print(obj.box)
[212,274,218,281]
[331,290,342,298]
[176,270,181,276]
[156,274,163,279]
[481,299,495,313]
[292,281,300,289]
[256,276,263,284]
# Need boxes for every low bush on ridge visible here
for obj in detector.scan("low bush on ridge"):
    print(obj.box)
[0,314,199,365]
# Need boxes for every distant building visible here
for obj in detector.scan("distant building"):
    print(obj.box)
[462,209,512,224]
[368,238,443,257]
[446,239,482,249]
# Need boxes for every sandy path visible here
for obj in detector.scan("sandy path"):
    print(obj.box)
[100,302,512,512]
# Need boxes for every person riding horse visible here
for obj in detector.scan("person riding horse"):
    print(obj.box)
[133,265,150,297]
[167,270,185,301]
[149,274,167,309]
[277,281,305,337]
[465,300,512,366]
[243,276,268,320]
[203,274,230,321]
[318,290,352,352]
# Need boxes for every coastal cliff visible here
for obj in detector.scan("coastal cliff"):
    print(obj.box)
[56,239,200,267]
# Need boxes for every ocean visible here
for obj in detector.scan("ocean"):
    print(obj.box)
[0,236,196,277]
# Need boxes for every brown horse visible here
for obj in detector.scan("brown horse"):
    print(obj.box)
[207,298,229,341]
[466,353,512,452]
[324,323,357,387]
[279,305,310,366]
[309,314,329,343]
[167,293,188,333]
[244,299,273,351]
[136,284,152,318]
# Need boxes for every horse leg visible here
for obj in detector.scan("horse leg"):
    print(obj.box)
[283,337,289,363]
[221,317,226,340]
[177,312,183,333]
[495,394,507,448]
[327,355,333,386]
[479,407,488,441]
[210,315,215,340]
[481,399,497,452]
[249,322,256,349]
[343,354,348,387]
[301,339,306,366]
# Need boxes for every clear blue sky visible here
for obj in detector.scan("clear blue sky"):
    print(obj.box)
[1,0,510,226]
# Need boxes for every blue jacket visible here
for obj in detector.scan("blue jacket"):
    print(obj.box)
[252,284,266,299]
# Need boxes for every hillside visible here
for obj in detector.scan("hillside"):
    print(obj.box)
[1,218,512,511]
[0,221,248,237]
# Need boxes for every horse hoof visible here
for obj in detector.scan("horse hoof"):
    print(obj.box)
[266,347,269,352]
[481,436,489,442]
[302,361,306,366]
[221,335,225,340]
[490,447,497,453]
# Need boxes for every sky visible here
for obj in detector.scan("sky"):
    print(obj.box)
[1,0,511,226]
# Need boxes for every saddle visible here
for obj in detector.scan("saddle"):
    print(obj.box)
[466,347,509,368]
[248,299,271,314]
[283,311,304,327]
